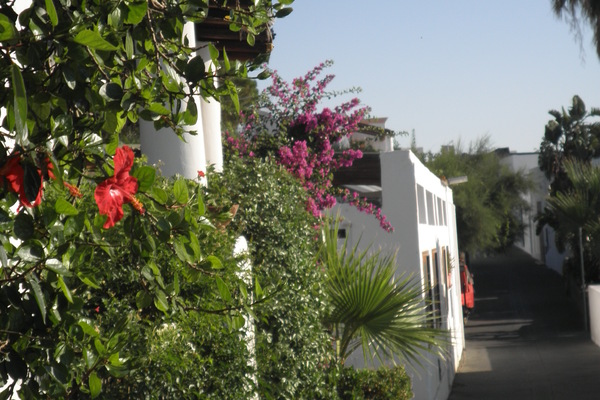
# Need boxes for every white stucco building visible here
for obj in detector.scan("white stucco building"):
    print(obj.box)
[498,149,566,274]
[332,130,465,400]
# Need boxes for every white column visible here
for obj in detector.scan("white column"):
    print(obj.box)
[198,44,223,172]
[234,236,258,400]
[140,22,211,179]
[140,116,206,179]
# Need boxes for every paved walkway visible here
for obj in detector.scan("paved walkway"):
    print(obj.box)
[448,247,600,400]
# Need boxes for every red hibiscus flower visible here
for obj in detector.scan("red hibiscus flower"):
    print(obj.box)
[0,153,43,208]
[94,146,144,229]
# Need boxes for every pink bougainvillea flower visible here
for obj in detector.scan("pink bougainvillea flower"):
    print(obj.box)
[94,146,144,229]
[0,153,43,208]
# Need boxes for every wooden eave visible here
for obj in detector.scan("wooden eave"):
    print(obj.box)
[195,2,273,61]
[332,153,381,187]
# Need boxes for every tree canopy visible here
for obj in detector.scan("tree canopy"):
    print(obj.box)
[538,95,600,195]
[421,137,532,255]
[552,0,600,59]
[537,95,600,282]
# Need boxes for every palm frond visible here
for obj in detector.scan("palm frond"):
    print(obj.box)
[320,215,449,368]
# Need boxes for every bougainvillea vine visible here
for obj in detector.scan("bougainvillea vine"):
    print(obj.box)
[225,61,394,232]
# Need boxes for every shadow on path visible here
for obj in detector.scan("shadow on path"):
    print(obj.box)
[449,247,600,400]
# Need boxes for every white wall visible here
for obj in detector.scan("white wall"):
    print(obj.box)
[501,152,567,274]
[335,150,464,400]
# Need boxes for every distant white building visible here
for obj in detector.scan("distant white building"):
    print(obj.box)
[497,149,566,274]
[332,124,465,400]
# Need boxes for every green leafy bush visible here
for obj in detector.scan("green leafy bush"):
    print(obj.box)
[0,1,290,398]
[207,155,335,399]
[337,366,412,400]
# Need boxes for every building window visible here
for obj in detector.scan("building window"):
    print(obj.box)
[431,249,442,328]
[422,251,436,328]
[438,198,447,226]
[417,185,427,224]
[426,191,436,226]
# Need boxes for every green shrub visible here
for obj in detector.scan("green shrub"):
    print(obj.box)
[207,155,334,399]
[337,366,413,400]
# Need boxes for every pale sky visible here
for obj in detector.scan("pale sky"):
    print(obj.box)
[264,1,600,153]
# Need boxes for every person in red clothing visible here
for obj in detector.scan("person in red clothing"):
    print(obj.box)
[459,252,475,323]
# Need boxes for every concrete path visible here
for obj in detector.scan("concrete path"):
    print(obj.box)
[448,247,600,400]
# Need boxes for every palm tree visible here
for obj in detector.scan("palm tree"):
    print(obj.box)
[320,217,448,367]
[552,0,600,58]
[545,159,600,281]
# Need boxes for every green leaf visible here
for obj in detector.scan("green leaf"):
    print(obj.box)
[182,97,198,125]
[55,198,79,216]
[255,277,263,299]
[45,0,58,26]
[206,255,222,269]
[11,64,28,143]
[0,14,17,41]
[94,338,106,355]
[125,1,148,25]
[246,32,255,46]
[275,7,294,18]
[185,56,206,84]
[197,187,205,216]
[125,31,134,59]
[14,212,35,240]
[79,275,101,289]
[45,363,69,385]
[173,239,192,263]
[173,179,189,204]
[154,289,169,312]
[226,80,240,113]
[148,102,170,116]
[105,364,129,378]
[152,186,168,204]
[28,275,46,324]
[108,7,123,28]
[99,82,123,101]
[62,66,76,89]
[188,234,201,260]
[0,246,7,269]
[108,352,123,366]
[46,259,69,275]
[89,371,102,398]
[216,277,231,302]
[105,132,119,155]
[79,320,100,337]
[18,241,44,262]
[231,315,245,330]
[57,276,73,303]
[256,69,271,80]
[222,48,230,72]
[141,265,154,282]
[133,166,155,192]
[135,290,152,309]
[208,43,219,64]
[73,30,118,51]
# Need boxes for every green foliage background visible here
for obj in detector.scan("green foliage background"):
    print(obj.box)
[421,137,532,255]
